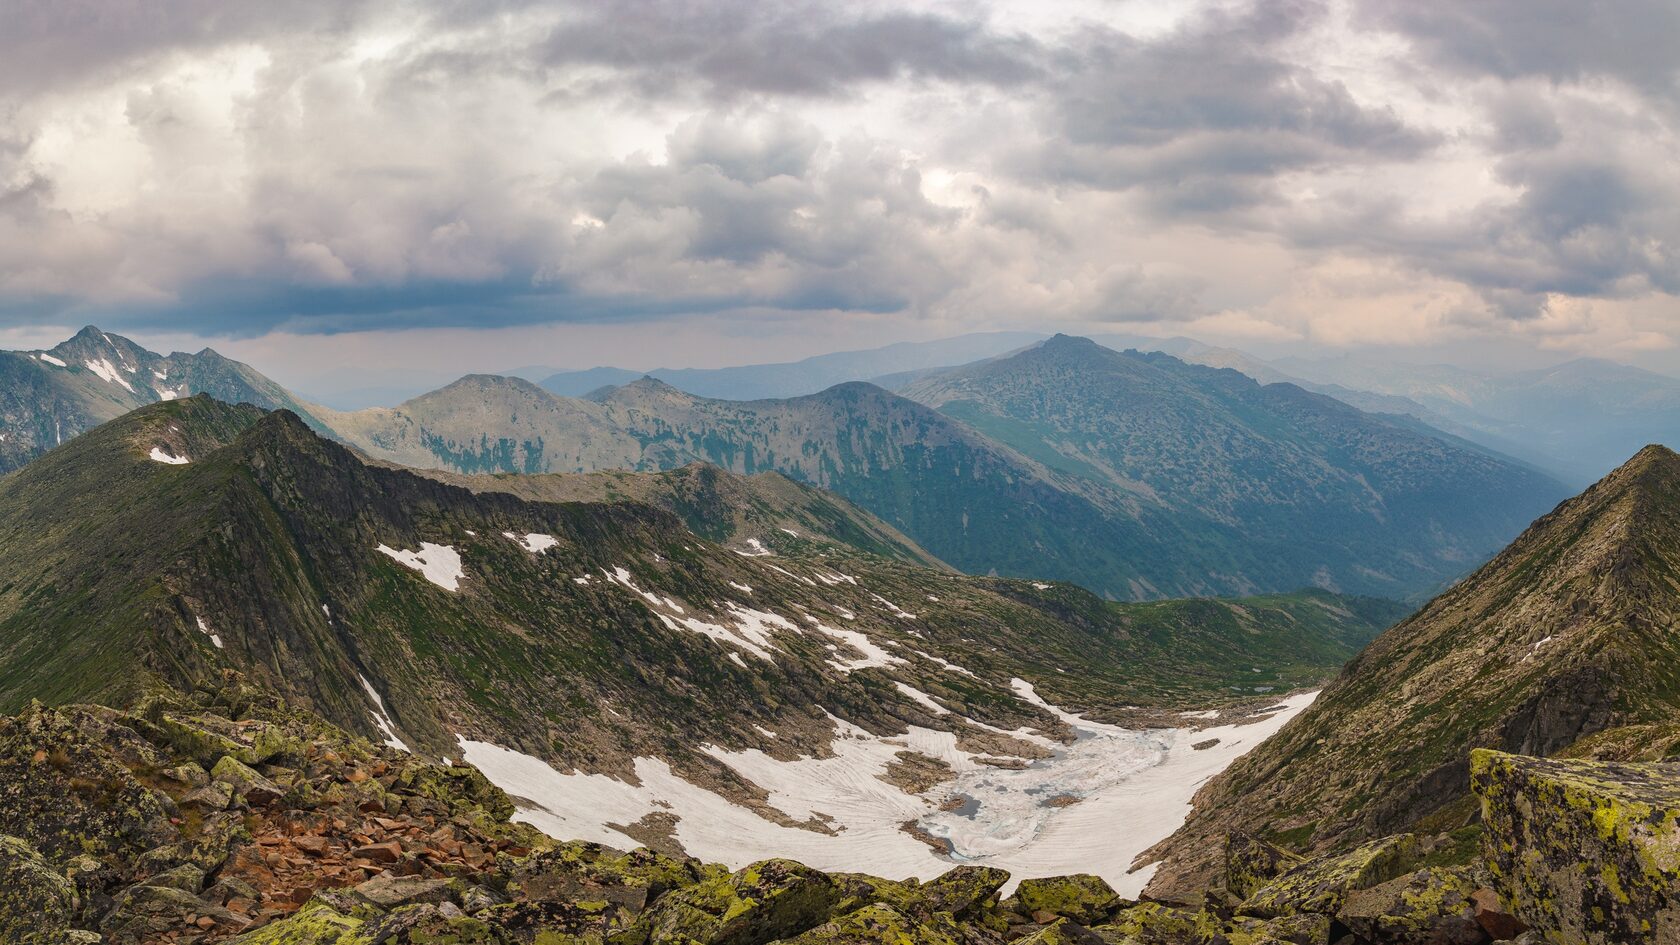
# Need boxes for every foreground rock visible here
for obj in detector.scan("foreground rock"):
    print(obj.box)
[1473,748,1680,944]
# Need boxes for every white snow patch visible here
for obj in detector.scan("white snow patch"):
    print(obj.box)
[505,531,558,553]
[461,689,1315,898]
[149,446,189,465]
[911,649,978,677]
[376,542,465,591]
[813,622,906,673]
[1180,708,1221,720]
[895,682,950,715]
[728,653,749,669]
[728,581,754,594]
[37,353,66,367]
[1031,582,1052,591]
[194,616,224,649]
[655,603,799,663]
[358,673,411,752]
[153,370,168,380]
[754,725,778,739]
[779,528,799,537]
[869,593,918,619]
[735,538,773,557]
[85,357,135,392]
[322,604,331,617]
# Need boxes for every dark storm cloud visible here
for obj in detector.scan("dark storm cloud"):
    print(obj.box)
[538,0,1045,100]
[1021,1,1437,211]
[1361,0,1680,105]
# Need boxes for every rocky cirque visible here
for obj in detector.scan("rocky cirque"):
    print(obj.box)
[0,673,1670,944]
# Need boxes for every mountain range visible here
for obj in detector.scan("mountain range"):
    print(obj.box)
[318,336,1569,601]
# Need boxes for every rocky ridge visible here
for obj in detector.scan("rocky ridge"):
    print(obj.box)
[0,675,1622,945]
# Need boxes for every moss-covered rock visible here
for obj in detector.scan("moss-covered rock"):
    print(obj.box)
[1013,916,1107,945]
[1471,748,1680,944]
[1005,875,1121,924]
[1336,867,1484,944]
[510,840,716,912]
[635,858,841,945]
[0,835,79,944]
[898,866,1010,919]
[227,900,366,944]
[1237,834,1418,919]
[781,903,962,945]
[1224,833,1304,900]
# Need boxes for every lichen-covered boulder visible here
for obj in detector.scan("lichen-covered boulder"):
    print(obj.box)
[1005,875,1121,925]
[782,903,963,945]
[0,705,175,867]
[211,754,284,805]
[1255,912,1332,944]
[1471,748,1680,944]
[1237,834,1418,919]
[1225,833,1305,900]
[1014,916,1107,945]
[102,882,239,943]
[509,839,715,912]
[635,858,842,945]
[226,900,365,943]
[905,866,1011,919]
[1099,902,1235,945]
[1336,867,1484,944]
[0,835,79,944]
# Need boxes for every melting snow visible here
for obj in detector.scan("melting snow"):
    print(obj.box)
[895,682,950,715]
[1032,582,1052,590]
[461,682,1315,897]
[376,542,465,591]
[149,447,189,465]
[36,353,66,367]
[85,357,135,392]
[194,616,224,649]
[780,528,799,537]
[358,674,411,752]
[911,649,978,677]
[736,538,773,557]
[813,622,906,673]
[869,593,918,619]
[505,532,559,553]
[654,603,799,663]
[728,581,753,593]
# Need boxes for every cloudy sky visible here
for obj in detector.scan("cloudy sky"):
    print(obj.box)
[2,0,1677,388]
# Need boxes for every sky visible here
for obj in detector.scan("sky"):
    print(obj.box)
[1,0,1677,389]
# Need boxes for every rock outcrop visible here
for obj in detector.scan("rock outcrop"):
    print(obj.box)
[1473,748,1680,943]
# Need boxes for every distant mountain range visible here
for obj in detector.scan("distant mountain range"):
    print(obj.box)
[315,335,1569,600]
[535,332,1043,399]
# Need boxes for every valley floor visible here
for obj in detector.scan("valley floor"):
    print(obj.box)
[460,684,1316,896]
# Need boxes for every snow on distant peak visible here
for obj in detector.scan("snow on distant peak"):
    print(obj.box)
[503,531,558,553]
[149,446,189,465]
[85,357,135,392]
[357,673,410,752]
[195,616,224,649]
[36,353,66,367]
[376,542,465,591]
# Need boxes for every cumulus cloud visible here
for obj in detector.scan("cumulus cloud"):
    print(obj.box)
[0,0,1674,363]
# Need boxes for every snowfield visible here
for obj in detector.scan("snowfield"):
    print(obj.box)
[376,542,465,591]
[149,447,189,465]
[459,684,1317,896]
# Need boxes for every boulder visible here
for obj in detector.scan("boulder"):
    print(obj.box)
[353,873,454,910]
[1237,834,1419,918]
[1225,832,1305,900]
[636,858,842,945]
[509,838,714,911]
[1471,748,1680,944]
[1012,916,1107,945]
[1336,867,1485,944]
[782,903,962,945]
[901,865,1011,919]
[1005,874,1121,925]
[225,901,363,943]
[101,882,238,943]
[210,755,284,805]
[1099,902,1238,945]
[0,835,79,945]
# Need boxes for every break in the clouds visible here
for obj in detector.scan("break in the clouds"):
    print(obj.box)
[0,0,1676,361]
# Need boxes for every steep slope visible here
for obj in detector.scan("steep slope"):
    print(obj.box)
[900,335,1570,598]
[0,325,325,473]
[0,395,1402,888]
[1142,445,1680,898]
[412,461,947,569]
